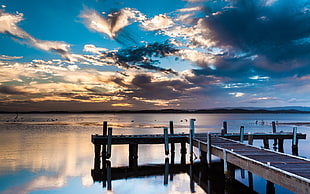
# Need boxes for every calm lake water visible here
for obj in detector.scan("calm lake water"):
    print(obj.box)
[1,113,310,194]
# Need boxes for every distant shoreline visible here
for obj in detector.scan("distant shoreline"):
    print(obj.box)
[1,108,310,114]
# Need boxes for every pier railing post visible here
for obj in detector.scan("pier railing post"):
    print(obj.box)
[189,119,195,163]
[292,127,298,156]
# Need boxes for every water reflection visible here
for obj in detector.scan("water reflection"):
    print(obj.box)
[1,113,309,193]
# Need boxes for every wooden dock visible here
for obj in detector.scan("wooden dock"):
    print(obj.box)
[91,120,309,193]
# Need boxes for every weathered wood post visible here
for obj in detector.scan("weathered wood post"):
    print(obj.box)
[107,127,112,159]
[164,127,169,155]
[239,126,244,143]
[169,121,175,165]
[292,127,298,156]
[272,121,277,151]
[129,144,138,169]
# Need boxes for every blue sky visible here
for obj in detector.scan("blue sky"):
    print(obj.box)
[0,0,310,111]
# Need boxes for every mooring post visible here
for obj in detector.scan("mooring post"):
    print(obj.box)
[129,144,138,169]
[272,121,277,151]
[292,127,298,156]
[164,127,169,156]
[107,127,112,159]
[207,132,212,167]
[169,121,175,165]
[190,119,196,138]
[103,121,108,136]
[239,126,244,143]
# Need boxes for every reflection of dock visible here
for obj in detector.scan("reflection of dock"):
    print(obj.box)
[91,120,308,193]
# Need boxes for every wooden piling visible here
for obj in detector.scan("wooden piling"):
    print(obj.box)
[129,144,138,169]
[266,180,275,194]
[107,127,112,159]
[103,121,107,136]
[292,127,298,156]
[102,121,107,169]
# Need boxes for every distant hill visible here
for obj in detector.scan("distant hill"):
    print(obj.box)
[1,106,310,113]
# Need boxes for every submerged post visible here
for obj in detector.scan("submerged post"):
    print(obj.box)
[292,127,298,156]
[164,157,169,185]
[107,160,112,190]
[107,127,112,159]
[164,127,169,156]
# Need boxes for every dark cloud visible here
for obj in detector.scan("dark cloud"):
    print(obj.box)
[105,41,179,74]
[0,85,27,95]
[197,0,310,75]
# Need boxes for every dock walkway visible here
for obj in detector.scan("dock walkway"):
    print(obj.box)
[193,135,310,193]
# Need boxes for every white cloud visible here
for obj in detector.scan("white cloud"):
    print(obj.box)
[80,8,145,39]
[83,44,108,54]
[0,55,23,60]
[141,14,174,31]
